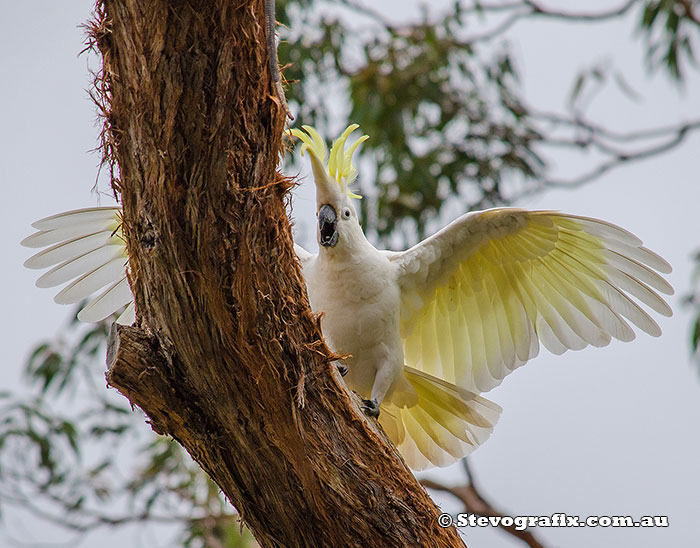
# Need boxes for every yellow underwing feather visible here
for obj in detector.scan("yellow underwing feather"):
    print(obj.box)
[393,208,673,393]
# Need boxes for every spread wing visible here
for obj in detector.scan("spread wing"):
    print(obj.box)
[391,208,673,393]
[22,206,135,325]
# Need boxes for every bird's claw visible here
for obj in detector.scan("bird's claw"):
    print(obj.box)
[335,361,349,377]
[361,398,380,418]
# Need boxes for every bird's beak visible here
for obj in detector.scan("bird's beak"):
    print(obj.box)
[318,204,339,248]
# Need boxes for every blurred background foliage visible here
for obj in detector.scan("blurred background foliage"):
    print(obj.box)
[3,1,699,547]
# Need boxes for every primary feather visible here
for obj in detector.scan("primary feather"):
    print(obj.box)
[22,206,134,324]
[392,208,673,394]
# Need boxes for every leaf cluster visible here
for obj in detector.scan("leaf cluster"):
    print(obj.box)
[639,0,700,81]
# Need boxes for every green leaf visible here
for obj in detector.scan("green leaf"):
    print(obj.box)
[692,313,700,352]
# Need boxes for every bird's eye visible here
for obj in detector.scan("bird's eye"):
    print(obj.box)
[342,208,351,219]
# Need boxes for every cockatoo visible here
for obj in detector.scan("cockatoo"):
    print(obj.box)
[22,124,673,470]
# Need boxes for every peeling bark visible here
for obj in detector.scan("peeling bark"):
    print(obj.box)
[93,1,465,546]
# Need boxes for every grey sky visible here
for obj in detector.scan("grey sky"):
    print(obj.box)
[2,1,699,547]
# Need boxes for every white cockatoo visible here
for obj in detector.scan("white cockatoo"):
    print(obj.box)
[22,124,673,470]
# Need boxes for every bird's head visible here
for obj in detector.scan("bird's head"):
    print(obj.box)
[289,124,368,252]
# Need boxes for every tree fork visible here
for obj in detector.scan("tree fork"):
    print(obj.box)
[94,0,464,546]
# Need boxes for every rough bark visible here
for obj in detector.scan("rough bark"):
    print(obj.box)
[92,1,465,546]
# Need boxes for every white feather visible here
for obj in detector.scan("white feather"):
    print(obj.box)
[31,206,121,230]
[115,302,136,325]
[54,258,128,305]
[24,231,117,269]
[79,277,133,322]
[23,207,134,324]
[36,245,125,288]
[21,219,120,248]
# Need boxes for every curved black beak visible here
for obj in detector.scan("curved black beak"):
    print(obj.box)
[318,204,339,247]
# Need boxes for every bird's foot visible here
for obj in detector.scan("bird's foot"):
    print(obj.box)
[335,361,349,377]
[361,398,380,418]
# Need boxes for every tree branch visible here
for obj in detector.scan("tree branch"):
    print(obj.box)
[340,0,639,44]
[530,115,700,190]
[523,0,637,21]
[422,460,548,548]
[92,1,464,547]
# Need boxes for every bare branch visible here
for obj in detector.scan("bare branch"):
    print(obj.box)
[523,0,637,21]
[422,467,549,548]
[528,116,700,191]
[467,11,529,43]
[340,0,638,44]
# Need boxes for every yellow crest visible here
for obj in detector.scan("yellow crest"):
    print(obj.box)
[289,124,369,200]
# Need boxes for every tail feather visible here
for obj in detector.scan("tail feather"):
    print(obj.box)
[407,406,473,465]
[379,366,501,470]
[412,395,477,445]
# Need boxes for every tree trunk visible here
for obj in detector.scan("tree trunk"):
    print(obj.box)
[92,1,465,546]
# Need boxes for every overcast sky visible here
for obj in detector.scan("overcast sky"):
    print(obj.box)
[2,2,700,548]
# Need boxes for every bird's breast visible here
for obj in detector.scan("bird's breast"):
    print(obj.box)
[306,253,402,360]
